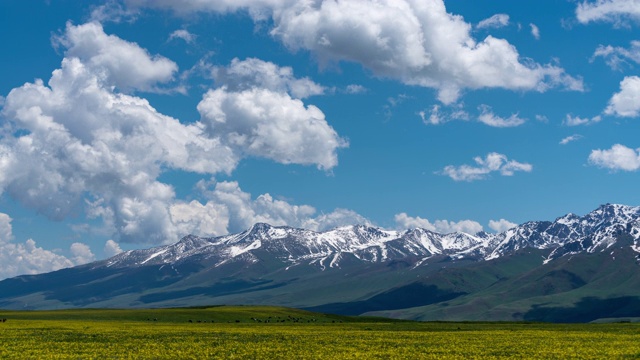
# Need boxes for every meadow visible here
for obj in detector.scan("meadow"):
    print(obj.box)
[0,306,638,359]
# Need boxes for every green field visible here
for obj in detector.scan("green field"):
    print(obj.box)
[0,306,639,359]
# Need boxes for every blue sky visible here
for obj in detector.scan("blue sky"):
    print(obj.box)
[1,0,640,279]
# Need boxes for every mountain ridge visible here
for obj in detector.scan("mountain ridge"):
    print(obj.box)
[99,203,640,270]
[1,203,639,322]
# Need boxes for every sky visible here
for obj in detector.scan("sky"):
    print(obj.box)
[1,0,640,279]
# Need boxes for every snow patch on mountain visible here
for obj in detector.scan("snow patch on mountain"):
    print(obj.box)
[102,204,640,270]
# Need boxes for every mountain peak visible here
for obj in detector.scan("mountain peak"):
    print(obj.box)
[4,203,640,317]
[585,203,640,224]
[101,203,640,271]
[250,222,275,230]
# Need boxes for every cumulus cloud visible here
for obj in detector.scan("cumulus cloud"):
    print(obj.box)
[197,87,346,170]
[438,152,533,181]
[530,23,540,39]
[589,144,640,171]
[184,180,370,234]
[0,214,13,244]
[0,239,76,280]
[592,41,640,70]
[0,212,95,279]
[271,1,583,104]
[53,22,178,92]
[394,213,483,234]
[127,0,582,104]
[1,23,347,245]
[212,57,325,98]
[104,239,123,257]
[564,114,602,126]
[576,0,640,25]
[170,200,229,237]
[200,58,345,170]
[560,134,583,145]
[302,208,372,231]
[0,213,13,243]
[70,242,96,265]
[488,218,517,232]
[605,76,640,117]
[477,105,526,127]
[477,14,510,29]
[1,54,236,243]
[168,29,196,44]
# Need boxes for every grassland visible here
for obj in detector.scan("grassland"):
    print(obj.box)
[0,306,639,359]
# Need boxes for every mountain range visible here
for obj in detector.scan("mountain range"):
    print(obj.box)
[1,203,639,322]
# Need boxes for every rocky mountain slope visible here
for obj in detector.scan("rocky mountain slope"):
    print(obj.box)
[1,203,639,322]
[100,203,640,269]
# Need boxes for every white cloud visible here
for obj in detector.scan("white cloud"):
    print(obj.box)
[576,0,640,25]
[70,242,96,265]
[530,23,540,39]
[90,1,138,23]
[0,212,90,280]
[203,180,315,232]
[433,219,484,234]
[605,76,640,117]
[104,239,123,257]
[270,1,583,104]
[477,14,510,29]
[302,208,372,232]
[589,144,640,171]
[394,213,483,234]
[170,200,229,237]
[592,41,640,70]
[189,180,370,234]
[420,105,445,125]
[383,94,412,119]
[535,114,549,123]
[394,213,433,230]
[345,84,367,94]
[125,0,286,18]
[198,87,346,170]
[488,218,517,232]
[439,152,533,181]
[201,58,345,170]
[127,0,583,104]
[0,213,13,244]
[1,55,236,243]
[53,22,178,92]
[419,104,470,125]
[212,57,325,98]
[477,105,526,127]
[0,239,76,280]
[560,134,583,145]
[1,24,348,245]
[564,114,602,126]
[169,29,196,44]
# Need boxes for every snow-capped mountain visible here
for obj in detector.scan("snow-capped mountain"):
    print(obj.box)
[101,203,640,270]
[486,203,640,261]
[2,203,639,320]
[102,222,488,270]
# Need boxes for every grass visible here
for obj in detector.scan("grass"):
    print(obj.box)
[0,306,639,359]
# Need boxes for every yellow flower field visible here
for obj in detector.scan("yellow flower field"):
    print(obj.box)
[0,307,638,359]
